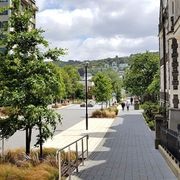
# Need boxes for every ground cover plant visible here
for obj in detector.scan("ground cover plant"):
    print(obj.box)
[0,148,78,179]
[91,106,119,118]
[141,101,162,130]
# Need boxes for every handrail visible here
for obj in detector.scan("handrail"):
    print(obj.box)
[56,135,88,153]
[56,134,89,180]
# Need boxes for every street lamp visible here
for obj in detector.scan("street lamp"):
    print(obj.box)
[85,62,88,130]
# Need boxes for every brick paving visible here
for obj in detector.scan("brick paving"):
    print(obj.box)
[72,107,177,180]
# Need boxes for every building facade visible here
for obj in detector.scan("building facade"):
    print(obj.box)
[0,0,36,30]
[159,0,180,131]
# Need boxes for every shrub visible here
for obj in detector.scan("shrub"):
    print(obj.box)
[141,101,160,130]
[0,164,25,179]
[61,151,77,163]
[141,102,160,119]
[34,148,57,159]
[148,121,155,131]
[25,163,59,180]
[108,106,119,115]
[3,148,25,164]
[91,109,116,118]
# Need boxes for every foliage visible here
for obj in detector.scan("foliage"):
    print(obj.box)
[141,101,161,130]
[0,163,59,180]
[93,72,113,106]
[62,65,81,99]
[92,109,116,118]
[75,83,85,100]
[103,69,122,102]
[0,0,64,155]
[147,70,160,96]
[91,106,118,118]
[0,148,79,180]
[48,63,66,103]
[56,55,130,76]
[123,52,159,101]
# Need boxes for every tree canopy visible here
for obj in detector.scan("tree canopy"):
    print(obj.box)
[102,69,122,103]
[0,0,65,156]
[93,72,112,106]
[123,52,159,102]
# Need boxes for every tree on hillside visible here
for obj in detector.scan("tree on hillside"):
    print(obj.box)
[93,72,112,109]
[103,69,122,103]
[123,52,159,102]
[0,0,65,158]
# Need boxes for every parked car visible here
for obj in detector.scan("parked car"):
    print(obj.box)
[80,101,94,107]
[80,102,86,107]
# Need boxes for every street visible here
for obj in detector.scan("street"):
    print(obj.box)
[0,104,101,152]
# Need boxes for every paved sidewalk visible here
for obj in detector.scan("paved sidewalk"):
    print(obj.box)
[44,117,115,154]
[72,107,177,180]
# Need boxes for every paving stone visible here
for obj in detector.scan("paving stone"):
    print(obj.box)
[72,106,177,180]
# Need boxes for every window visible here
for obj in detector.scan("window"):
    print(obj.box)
[0,10,8,15]
[0,0,8,2]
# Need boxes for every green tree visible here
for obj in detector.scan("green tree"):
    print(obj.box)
[62,65,80,100]
[60,68,72,99]
[0,0,65,157]
[123,52,159,102]
[147,70,160,100]
[103,69,122,103]
[93,72,112,108]
[75,83,85,100]
[48,63,66,104]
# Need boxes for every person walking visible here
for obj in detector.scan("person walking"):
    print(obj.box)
[126,101,130,111]
[121,102,125,110]
[130,97,133,105]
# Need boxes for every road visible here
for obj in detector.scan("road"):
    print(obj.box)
[0,104,101,151]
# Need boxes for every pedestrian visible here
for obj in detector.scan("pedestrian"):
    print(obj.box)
[121,102,125,110]
[126,101,130,111]
[130,97,133,105]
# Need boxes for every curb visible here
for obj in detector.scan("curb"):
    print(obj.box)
[158,145,180,179]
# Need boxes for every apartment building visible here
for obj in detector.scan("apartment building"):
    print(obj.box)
[0,0,37,29]
[159,0,180,131]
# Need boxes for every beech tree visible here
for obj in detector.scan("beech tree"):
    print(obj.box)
[0,0,65,158]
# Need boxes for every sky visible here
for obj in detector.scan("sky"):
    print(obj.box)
[36,0,160,61]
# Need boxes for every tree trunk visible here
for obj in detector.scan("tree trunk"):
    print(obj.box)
[39,117,43,161]
[25,126,32,155]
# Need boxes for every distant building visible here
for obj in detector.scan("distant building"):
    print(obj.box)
[104,63,110,69]
[159,0,180,131]
[119,63,128,71]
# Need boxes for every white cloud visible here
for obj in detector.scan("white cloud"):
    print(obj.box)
[36,0,159,61]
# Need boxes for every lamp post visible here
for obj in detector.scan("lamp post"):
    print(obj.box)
[85,62,88,130]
